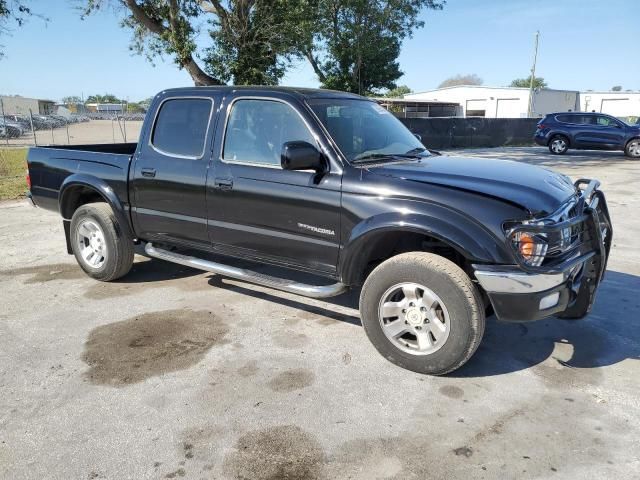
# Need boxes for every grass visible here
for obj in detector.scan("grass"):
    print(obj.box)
[0,148,28,200]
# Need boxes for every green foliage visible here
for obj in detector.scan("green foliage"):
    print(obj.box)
[611,85,622,92]
[85,94,122,104]
[384,85,412,97]
[438,73,483,88]
[126,102,146,112]
[306,0,444,94]
[81,0,219,85]
[203,0,314,85]
[0,0,33,59]
[61,96,83,105]
[80,1,443,90]
[0,1,32,28]
[510,76,547,88]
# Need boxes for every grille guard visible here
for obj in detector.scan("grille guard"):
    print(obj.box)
[506,178,612,275]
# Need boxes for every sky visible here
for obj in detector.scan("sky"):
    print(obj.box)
[0,0,637,102]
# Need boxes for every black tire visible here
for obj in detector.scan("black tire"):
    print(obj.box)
[548,135,569,155]
[624,138,640,158]
[70,202,134,281]
[359,252,485,375]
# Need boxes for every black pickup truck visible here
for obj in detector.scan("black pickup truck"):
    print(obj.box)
[26,86,612,375]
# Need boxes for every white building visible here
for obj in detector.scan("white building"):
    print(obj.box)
[580,91,640,117]
[404,86,580,118]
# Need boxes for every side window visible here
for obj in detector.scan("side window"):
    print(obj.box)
[151,98,212,158]
[223,99,316,166]
[572,114,593,125]
[556,115,570,123]
[596,116,617,127]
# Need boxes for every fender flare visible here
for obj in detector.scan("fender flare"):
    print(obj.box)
[59,173,133,240]
[338,211,512,285]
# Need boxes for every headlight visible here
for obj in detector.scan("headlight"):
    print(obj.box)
[510,230,548,267]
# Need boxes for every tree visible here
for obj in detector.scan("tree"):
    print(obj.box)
[510,76,547,89]
[0,1,37,59]
[438,74,482,88]
[303,0,444,94]
[81,1,315,86]
[85,94,122,103]
[611,85,622,92]
[201,1,314,85]
[126,102,146,112]
[82,0,219,86]
[384,85,412,97]
[61,96,83,105]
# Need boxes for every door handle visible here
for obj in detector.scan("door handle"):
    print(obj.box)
[214,178,233,190]
[141,168,156,178]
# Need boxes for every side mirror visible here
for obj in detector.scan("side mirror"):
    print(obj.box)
[281,141,326,172]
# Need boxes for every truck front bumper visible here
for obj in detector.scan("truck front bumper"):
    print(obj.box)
[474,182,611,322]
[474,260,590,322]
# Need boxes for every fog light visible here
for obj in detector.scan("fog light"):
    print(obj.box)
[539,292,560,310]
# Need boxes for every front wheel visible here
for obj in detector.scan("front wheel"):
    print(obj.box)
[70,202,134,281]
[359,252,485,375]
[625,139,640,158]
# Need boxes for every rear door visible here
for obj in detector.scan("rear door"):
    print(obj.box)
[570,114,599,148]
[131,94,217,247]
[206,94,342,275]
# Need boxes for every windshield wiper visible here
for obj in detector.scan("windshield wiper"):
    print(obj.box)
[405,147,428,155]
[352,151,427,163]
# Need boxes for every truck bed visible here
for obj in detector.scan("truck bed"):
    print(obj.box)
[27,143,136,212]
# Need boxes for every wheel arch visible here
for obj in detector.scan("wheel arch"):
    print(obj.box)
[338,212,511,286]
[59,174,133,253]
[549,132,571,147]
[625,136,640,150]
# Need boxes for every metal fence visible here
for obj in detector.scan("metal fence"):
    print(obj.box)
[0,99,145,148]
[399,117,540,149]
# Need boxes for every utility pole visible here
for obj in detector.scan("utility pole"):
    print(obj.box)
[527,30,540,118]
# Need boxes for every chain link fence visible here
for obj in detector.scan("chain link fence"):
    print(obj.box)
[0,99,146,199]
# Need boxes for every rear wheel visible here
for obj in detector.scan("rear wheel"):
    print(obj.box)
[70,202,134,281]
[359,252,485,375]
[549,135,569,155]
[625,139,640,158]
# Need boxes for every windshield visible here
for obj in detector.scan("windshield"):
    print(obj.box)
[307,98,427,162]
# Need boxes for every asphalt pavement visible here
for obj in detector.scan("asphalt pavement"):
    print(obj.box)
[1,147,638,479]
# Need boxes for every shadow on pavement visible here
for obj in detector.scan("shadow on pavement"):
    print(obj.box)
[207,275,362,326]
[130,249,638,375]
[451,270,640,377]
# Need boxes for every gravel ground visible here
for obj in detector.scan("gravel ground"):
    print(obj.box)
[1,147,639,479]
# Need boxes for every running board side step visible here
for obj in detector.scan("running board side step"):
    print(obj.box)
[144,243,348,299]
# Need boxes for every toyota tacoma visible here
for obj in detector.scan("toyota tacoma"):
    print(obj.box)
[26,86,612,375]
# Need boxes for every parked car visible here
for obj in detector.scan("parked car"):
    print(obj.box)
[534,112,640,157]
[26,87,612,375]
[0,119,25,137]
[2,115,32,131]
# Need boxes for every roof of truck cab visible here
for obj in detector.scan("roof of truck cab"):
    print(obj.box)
[159,86,366,100]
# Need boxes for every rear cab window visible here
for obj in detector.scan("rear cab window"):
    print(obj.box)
[151,97,213,158]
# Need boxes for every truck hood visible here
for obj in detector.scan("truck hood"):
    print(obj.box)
[365,155,577,215]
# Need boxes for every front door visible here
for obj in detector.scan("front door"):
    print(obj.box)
[131,95,217,247]
[590,115,626,147]
[206,95,342,275]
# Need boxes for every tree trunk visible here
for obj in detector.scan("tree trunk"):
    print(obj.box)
[184,58,223,86]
